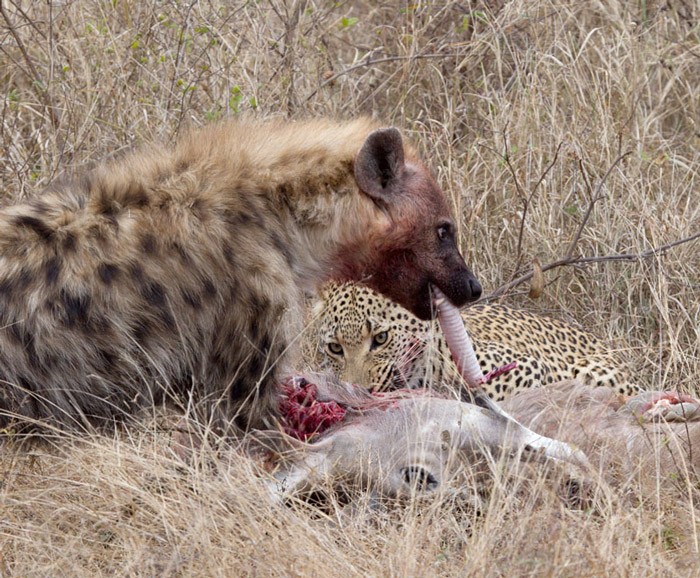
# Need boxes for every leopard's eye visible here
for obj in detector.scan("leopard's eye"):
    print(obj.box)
[371,330,389,349]
[327,342,344,356]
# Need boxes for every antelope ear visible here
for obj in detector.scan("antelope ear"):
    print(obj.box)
[354,128,405,201]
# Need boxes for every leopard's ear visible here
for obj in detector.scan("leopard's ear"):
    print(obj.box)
[318,281,340,302]
[310,297,327,322]
[311,283,335,319]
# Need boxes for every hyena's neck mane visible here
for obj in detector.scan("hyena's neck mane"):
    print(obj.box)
[176,117,398,291]
[39,118,401,292]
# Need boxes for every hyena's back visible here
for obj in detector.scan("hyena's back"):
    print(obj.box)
[0,120,365,432]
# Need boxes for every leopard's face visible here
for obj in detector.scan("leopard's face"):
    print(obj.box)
[308,283,442,391]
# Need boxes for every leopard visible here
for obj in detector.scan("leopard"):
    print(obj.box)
[303,282,641,402]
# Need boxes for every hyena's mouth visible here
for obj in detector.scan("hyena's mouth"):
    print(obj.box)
[409,281,437,321]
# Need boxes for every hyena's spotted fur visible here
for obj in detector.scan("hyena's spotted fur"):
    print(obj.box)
[0,118,480,434]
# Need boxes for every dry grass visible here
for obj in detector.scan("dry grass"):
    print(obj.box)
[1,0,699,575]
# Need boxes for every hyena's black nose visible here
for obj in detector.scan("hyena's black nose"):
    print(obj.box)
[437,268,483,310]
[451,270,482,304]
[467,276,482,301]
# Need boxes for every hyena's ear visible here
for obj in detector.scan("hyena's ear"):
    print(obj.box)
[354,128,406,201]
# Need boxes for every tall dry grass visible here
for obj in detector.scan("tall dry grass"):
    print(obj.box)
[1,1,698,575]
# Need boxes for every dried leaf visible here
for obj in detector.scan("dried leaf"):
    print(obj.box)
[528,258,544,299]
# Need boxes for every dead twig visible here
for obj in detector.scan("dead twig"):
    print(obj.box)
[500,135,563,277]
[563,151,631,260]
[485,231,700,301]
[304,51,462,102]
[499,126,527,276]
[0,1,60,129]
[281,0,308,116]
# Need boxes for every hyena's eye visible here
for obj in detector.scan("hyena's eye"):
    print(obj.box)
[437,223,453,241]
[327,342,344,356]
[371,331,389,349]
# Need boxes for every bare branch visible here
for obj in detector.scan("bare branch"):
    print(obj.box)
[564,151,631,260]
[501,132,527,277]
[531,141,564,195]
[0,2,59,129]
[485,231,700,301]
[304,51,462,102]
[494,136,563,281]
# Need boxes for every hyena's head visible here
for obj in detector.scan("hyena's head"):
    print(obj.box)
[353,127,481,320]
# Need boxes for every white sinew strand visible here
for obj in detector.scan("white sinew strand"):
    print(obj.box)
[433,286,484,389]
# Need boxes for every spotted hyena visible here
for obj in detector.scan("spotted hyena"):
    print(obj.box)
[0,118,481,434]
